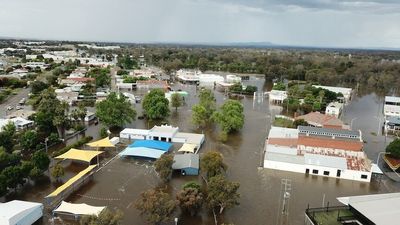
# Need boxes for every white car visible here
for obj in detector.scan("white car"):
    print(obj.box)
[16,105,23,110]
[7,106,13,110]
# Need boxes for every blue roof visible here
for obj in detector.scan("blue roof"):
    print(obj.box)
[129,140,172,151]
[119,147,166,159]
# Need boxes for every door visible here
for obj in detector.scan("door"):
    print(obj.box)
[336,170,341,177]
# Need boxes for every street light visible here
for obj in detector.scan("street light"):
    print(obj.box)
[174,217,178,225]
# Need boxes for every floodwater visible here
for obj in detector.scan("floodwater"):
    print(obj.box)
[4,77,400,225]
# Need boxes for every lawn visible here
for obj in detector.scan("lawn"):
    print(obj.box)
[311,208,353,225]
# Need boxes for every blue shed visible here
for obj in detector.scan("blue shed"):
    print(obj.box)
[172,153,199,176]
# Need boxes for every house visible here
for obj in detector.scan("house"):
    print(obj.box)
[120,125,205,149]
[268,90,287,104]
[312,85,352,103]
[263,126,372,182]
[325,102,343,118]
[136,80,168,90]
[6,109,35,120]
[296,112,348,129]
[0,200,43,225]
[384,115,400,133]
[305,192,400,225]
[172,153,200,175]
[0,117,34,132]
[55,89,79,105]
[25,62,48,70]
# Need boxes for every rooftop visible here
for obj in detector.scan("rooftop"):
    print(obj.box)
[296,112,344,128]
[172,153,199,170]
[298,136,363,152]
[268,126,298,139]
[298,126,360,139]
[385,96,400,103]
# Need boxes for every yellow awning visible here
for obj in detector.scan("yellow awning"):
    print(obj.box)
[47,165,97,197]
[178,143,197,153]
[55,148,104,163]
[86,137,115,148]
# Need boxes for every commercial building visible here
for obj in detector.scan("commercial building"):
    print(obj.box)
[198,74,224,86]
[325,101,343,118]
[264,126,372,182]
[383,96,400,134]
[176,69,200,84]
[305,192,400,225]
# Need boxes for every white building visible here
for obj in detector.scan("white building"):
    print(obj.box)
[268,90,287,104]
[0,200,43,225]
[226,74,241,83]
[120,125,205,149]
[25,62,48,70]
[176,69,200,84]
[264,126,372,182]
[198,74,224,86]
[0,117,34,132]
[325,102,343,118]
[313,85,352,103]
[384,96,400,117]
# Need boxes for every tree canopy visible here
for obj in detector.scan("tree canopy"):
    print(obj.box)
[142,89,170,120]
[80,208,123,225]
[206,175,240,214]
[96,92,136,129]
[170,93,183,112]
[386,138,400,158]
[176,182,203,216]
[87,67,111,87]
[212,100,244,141]
[201,151,227,179]
[192,89,216,127]
[154,154,173,182]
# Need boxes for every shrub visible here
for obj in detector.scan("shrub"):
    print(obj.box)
[52,136,93,157]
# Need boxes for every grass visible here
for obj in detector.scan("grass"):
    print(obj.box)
[273,117,294,128]
[312,209,353,225]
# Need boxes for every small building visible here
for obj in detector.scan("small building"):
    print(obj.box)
[0,200,43,225]
[55,89,79,105]
[199,74,225,86]
[384,115,400,133]
[226,74,241,83]
[119,140,172,159]
[313,85,352,103]
[296,112,347,129]
[148,125,179,142]
[0,117,34,132]
[165,91,188,101]
[136,80,168,90]
[384,96,400,118]
[268,90,287,104]
[176,69,200,84]
[172,153,200,175]
[325,102,343,118]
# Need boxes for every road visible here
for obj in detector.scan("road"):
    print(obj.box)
[0,87,32,118]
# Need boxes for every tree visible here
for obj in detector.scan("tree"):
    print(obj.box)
[71,102,87,124]
[51,163,65,181]
[0,174,7,196]
[212,100,244,141]
[135,188,176,224]
[192,89,216,127]
[20,130,39,152]
[87,68,111,87]
[293,119,309,128]
[31,80,49,95]
[0,130,14,153]
[176,182,203,216]
[206,175,240,214]
[96,92,136,129]
[2,166,24,189]
[99,127,108,138]
[34,89,62,136]
[2,122,16,137]
[80,208,123,225]
[201,151,227,179]
[154,154,173,182]
[170,93,183,112]
[386,138,400,158]
[142,89,170,120]
[53,101,70,139]
[31,151,50,171]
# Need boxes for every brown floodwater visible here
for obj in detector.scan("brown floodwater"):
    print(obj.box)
[4,77,400,225]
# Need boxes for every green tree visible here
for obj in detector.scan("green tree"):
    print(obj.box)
[51,163,65,181]
[0,174,7,196]
[31,80,49,95]
[192,104,208,127]
[2,166,24,189]
[99,127,108,138]
[206,175,240,214]
[80,208,123,225]
[87,68,111,87]
[31,151,50,171]
[170,93,183,112]
[212,100,244,141]
[29,167,43,180]
[201,151,227,179]
[53,101,70,139]
[176,182,203,216]
[192,89,216,127]
[20,130,39,152]
[2,122,16,137]
[135,188,176,224]
[293,119,309,128]
[154,154,173,182]
[386,138,400,158]
[96,92,136,129]
[0,130,14,153]
[142,89,170,120]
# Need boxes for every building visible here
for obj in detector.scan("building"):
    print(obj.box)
[25,61,48,70]
[0,117,34,132]
[198,74,225,86]
[172,153,200,175]
[384,96,400,117]
[325,101,343,118]
[165,91,188,101]
[0,200,43,225]
[263,126,372,182]
[136,80,168,90]
[120,125,205,149]
[55,89,79,105]
[226,74,241,83]
[176,69,200,84]
[268,90,287,104]
[305,192,400,225]
[384,115,400,133]
[296,112,348,129]
[313,85,352,103]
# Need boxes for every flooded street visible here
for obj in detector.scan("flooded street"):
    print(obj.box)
[6,77,400,225]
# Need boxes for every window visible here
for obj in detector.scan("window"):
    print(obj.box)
[312,169,319,174]
[323,171,330,176]
[361,175,368,179]
[305,169,310,174]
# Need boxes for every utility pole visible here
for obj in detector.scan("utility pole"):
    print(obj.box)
[276,179,292,225]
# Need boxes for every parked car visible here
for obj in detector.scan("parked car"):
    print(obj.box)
[7,105,13,110]
[16,105,23,110]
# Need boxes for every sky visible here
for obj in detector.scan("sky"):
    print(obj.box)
[0,0,400,48]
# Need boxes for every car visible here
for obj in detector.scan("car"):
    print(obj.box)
[16,105,23,110]
[7,106,13,110]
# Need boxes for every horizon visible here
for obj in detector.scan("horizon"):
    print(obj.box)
[1,0,400,49]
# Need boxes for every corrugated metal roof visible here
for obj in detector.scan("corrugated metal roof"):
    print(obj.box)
[129,140,172,151]
[119,147,166,159]
[304,153,347,170]
[268,126,299,139]
[172,153,199,170]
[298,125,359,138]
[298,136,363,151]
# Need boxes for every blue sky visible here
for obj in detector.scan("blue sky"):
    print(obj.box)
[0,0,399,48]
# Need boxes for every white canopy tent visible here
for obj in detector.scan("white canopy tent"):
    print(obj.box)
[0,200,43,225]
[53,201,106,216]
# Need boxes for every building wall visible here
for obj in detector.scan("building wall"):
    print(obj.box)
[264,159,371,182]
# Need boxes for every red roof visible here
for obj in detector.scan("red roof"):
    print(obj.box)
[296,112,345,129]
[384,155,400,170]
[298,136,363,151]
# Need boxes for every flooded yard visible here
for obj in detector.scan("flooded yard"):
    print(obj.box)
[6,77,400,225]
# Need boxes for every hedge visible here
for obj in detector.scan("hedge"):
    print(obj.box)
[52,136,93,157]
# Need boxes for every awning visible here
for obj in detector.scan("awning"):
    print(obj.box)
[119,147,166,159]
[129,140,172,151]
[54,201,105,216]
[47,165,97,198]
[86,137,115,148]
[178,143,197,153]
[371,163,383,174]
[55,149,104,163]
